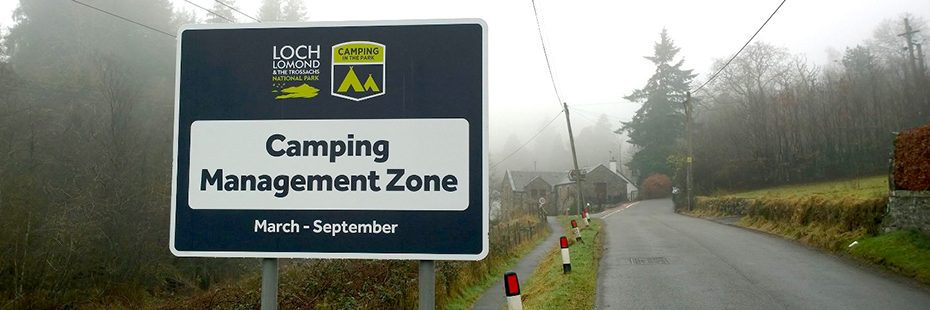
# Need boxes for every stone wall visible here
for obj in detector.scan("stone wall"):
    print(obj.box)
[884,190,930,236]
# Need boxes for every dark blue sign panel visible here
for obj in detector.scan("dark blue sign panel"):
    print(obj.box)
[170,20,488,260]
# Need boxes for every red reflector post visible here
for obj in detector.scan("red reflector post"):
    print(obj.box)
[504,272,521,296]
[560,236,572,274]
[572,220,583,242]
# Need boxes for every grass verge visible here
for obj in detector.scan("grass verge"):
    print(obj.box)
[720,175,887,200]
[520,217,602,310]
[849,230,930,284]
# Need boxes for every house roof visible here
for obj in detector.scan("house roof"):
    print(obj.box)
[505,170,569,191]
[592,163,637,189]
[616,172,636,189]
[505,163,637,190]
[582,164,636,188]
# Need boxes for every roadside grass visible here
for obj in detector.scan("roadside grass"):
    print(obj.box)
[849,230,930,284]
[441,222,550,310]
[722,175,887,200]
[737,215,872,251]
[692,177,888,251]
[521,217,602,310]
[694,175,930,286]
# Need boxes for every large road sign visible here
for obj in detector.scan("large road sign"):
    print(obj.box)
[170,20,488,260]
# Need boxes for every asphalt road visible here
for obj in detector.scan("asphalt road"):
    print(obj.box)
[597,199,930,310]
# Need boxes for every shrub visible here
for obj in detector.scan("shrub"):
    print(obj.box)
[160,214,549,309]
[640,174,672,199]
[894,124,930,191]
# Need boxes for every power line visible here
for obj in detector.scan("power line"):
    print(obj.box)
[71,0,176,38]
[570,106,626,121]
[573,101,624,107]
[214,0,260,23]
[491,111,564,169]
[184,0,235,23]
[572,109,599,125]
[530,0,564,108]
[691,0,787,94]
[529,0,585,210]
[564,100,633,121]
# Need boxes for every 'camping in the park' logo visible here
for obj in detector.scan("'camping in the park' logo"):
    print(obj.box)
[331,41,385,101]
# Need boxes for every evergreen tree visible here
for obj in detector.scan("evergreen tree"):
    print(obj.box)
[206,0,237,23]
[282,0,308,22]
[0,23,6,60]
[618,29,695,184]
[259,0,282,22]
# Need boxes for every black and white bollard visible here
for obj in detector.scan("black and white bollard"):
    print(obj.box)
[560,236,571,274]
[504,272,523,310]
[571,219,582,242]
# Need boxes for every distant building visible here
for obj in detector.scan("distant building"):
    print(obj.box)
[501,160,634,215]
[501,170,567,215]
[610,160,638,201]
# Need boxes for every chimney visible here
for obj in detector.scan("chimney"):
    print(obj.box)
[609,157,618,173]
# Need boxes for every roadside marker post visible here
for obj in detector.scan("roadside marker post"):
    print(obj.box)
[582,208,590,226]
[560,236,571,274]
[571,220,582,242]
[504,272,523,310]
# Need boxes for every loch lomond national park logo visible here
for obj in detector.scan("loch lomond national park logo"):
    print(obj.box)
[271,44,322,102]
[331,41,385,101]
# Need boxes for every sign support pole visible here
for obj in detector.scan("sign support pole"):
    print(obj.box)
[261,258,279,310]
[419,260,435,310]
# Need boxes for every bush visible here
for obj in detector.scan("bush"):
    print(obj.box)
[640,174,672,199]
[894,124,930,191]
[161,214,549,309]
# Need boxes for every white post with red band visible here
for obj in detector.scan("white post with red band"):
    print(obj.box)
[582,207,590,225]
[560,236,571,274]
[504,272,523,310]
[571,219,582,242]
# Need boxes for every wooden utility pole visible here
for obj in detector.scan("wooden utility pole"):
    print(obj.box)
[899,17,928,118]
[683,92,694,211]
[563,102,585,216]
[899,17,921,77]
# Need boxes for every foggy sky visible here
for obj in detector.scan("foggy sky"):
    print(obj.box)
[2,0,928,155]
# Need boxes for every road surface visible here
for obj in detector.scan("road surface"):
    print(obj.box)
[597,199,930,309]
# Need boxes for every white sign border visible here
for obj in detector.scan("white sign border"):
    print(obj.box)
[169,19,489,261]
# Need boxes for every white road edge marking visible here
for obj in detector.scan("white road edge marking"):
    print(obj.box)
[602,202,639,219]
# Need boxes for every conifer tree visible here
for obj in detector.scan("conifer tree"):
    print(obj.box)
[259,0,282,22]
[206,0,237,23]
[282,0,308,22]
[618,29,695,184]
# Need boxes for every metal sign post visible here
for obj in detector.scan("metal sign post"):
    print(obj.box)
[419,260,435,310]
[261,258,278,310]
